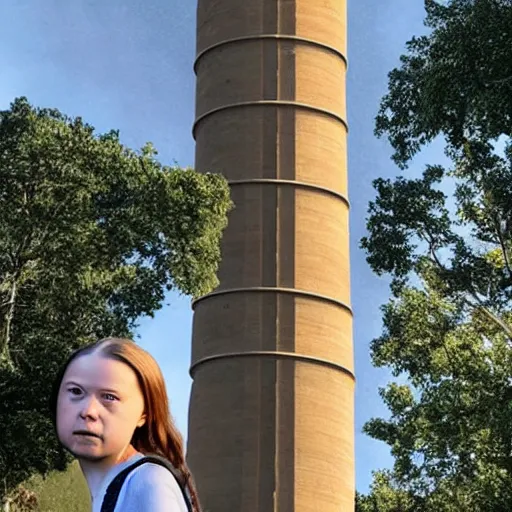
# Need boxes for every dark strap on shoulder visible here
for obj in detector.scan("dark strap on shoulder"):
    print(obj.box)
[100,455,193,512]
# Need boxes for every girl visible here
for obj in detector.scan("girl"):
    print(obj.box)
[49,337,201,512]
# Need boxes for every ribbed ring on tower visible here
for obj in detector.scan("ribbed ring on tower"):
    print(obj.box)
[192,286,352,315]
[192,100,348,139]
[194,34,348,73]
[228,178,350,209]
[189,350,355,380]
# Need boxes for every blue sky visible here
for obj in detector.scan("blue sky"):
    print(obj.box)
[0,0,439,493]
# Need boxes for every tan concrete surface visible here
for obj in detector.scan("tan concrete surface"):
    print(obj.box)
[187,1,354,510]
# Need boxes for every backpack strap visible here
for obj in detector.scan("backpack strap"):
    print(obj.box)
[100,455,193,512]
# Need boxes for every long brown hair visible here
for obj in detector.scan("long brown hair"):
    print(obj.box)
[49,337,201,512]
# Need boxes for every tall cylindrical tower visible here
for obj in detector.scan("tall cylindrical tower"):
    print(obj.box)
[187,1,354,511]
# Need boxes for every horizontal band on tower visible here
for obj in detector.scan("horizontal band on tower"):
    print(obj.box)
[192,100,348,139]
[189,350,355,380]
[228,178,350,208]
[192,286,353,315]
[194,34,348,73]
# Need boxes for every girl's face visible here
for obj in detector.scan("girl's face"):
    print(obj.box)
[56,351,146,463]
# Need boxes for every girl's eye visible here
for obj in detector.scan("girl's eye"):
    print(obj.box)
[68,387,82,396]
[103,393,118,402]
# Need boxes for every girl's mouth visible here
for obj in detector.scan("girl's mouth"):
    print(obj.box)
[73,430,103,440]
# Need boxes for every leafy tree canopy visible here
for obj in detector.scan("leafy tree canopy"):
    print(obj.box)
[376,0,512,167]
[359,1,512,509]
[0,97,232,494]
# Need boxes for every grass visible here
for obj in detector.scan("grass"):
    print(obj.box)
[9,461,90,512]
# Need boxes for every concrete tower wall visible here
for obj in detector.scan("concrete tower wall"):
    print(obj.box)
[187,1,354,510]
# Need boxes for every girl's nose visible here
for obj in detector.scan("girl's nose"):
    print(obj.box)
[79,395,99,420]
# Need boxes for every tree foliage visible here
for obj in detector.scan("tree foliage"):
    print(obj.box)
[0,97,232,494]
[376,0,512,168]
[356,473,418,512]
[359,1,512,509]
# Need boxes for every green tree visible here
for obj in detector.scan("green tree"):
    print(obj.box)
[376,0,512,168]
[358,0,512,509]
[0,97,232,495]
[355,472,418,512]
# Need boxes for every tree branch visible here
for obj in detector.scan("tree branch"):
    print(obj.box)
[466,295,512,340]
[484,74,512,86]
[0,279,18,365]
[422,234,512,341]
[493,215,512,277]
